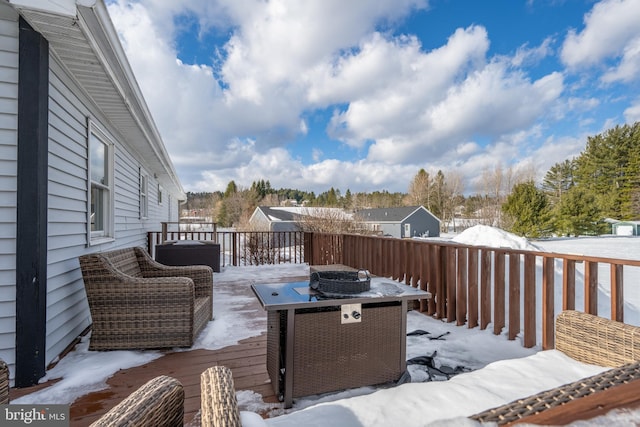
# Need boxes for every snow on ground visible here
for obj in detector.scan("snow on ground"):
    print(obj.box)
[13,226,640,426]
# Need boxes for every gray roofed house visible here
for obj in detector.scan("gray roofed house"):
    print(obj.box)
[355,206,440,238]
[249,206,352,232]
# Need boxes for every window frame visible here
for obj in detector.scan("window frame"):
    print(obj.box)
[87,120,115,245]
[139,169,149,219]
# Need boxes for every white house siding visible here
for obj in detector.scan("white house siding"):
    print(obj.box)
[0,7,19,377]
[44,55,181,373]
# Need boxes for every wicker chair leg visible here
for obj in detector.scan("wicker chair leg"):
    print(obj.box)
[201,366,242,427]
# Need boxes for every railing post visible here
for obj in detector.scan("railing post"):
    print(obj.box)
[467,248,478,329]
[493,251,505,336]
[446,246,457,323]
[161,222,168,243]
[611,264,624,322]
[232,232,238,266]
[480,249,491,330]
[508,253,520,340]
[542,256,555,350]
[563,259,576,310]
[523,254,536,348]
[456,247,467,326]
[584,261,598,315]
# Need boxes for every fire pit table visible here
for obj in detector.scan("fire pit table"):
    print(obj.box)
[251,278,430,408]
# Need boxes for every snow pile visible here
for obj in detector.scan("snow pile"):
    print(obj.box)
[452,225,542,251]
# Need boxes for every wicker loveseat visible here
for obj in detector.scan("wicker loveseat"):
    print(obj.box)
[79,246,213,350]
[470,310,640,425]
[198,311,640,427]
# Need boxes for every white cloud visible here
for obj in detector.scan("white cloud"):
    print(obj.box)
[624,99,640,123]
[107,0,634,196]
[602,36,640,83]
[560,0,640,74]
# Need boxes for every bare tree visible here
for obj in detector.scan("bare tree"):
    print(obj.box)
[442,170,464,232]
[407,168,431,207]
[295,208,373,234]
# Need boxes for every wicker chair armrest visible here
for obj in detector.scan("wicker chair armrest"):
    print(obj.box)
[90,376,184,427]
[135,248,213,298]
[201,366,241,427]
[555,310,640,367]
[0,359,9,404]
[94,273,195,298]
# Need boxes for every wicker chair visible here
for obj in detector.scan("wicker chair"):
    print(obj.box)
[79,247,213,350]
[470,310,640,425]
[89,375,184,427]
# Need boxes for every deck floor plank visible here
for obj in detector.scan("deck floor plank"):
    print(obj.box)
[9,276,284,427]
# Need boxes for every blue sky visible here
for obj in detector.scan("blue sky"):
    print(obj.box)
[106,0,640,195]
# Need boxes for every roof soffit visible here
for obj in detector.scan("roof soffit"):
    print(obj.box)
[13,1,185,200]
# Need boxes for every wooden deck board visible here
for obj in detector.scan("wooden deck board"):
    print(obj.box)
[66,333,280,426]
[10,269,640,426]
[9,276,291,427]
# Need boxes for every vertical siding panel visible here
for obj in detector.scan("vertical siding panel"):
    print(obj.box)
[43,56,183,373]
[0,12,18,377]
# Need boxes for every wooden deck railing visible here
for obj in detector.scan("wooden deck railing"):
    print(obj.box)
[307,233,640,350]
[147,228,639,350]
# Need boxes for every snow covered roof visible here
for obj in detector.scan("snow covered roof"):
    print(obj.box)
[255,206,352,222]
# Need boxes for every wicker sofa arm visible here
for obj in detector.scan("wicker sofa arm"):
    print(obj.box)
[555,310,640,367]
[90,376,184,427]
[135,248,213,298]
[470,361,640,425]
[0,359,9,404]
[201,366,242,427]
[469,311,640,425]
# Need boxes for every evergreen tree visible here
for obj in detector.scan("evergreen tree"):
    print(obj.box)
[343,189,353,209]
[502,181,550,238]
[541,159,576,206]
[574,122,640,219]
[223,180,237,198]
[552,186,603,236]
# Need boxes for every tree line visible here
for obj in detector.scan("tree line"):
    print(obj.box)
[184,122,640,236]
[504,122,640,237]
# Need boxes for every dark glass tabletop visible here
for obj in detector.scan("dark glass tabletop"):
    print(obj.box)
[252,278,430,310]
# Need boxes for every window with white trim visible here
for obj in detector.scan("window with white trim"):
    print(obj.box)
[158,184,163,205]
[140,171,149,219]
[88,121,114,242]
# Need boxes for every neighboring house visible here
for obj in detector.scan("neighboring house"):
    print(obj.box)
[248,206,351,232]
[604,218,639,236]
[1,0,185,387]
[355,206,441,238]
